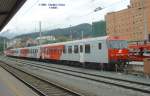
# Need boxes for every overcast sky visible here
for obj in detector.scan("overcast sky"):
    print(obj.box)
[1,0,130,35]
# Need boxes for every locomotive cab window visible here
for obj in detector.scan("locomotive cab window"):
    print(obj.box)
[74,45,78,53]
[98,43,102,50]
[85,44,90,53]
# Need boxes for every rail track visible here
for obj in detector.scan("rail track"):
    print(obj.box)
[1,56,150,94]
[0,59,82,96]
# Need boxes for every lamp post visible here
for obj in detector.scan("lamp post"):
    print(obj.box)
[81,31,84,39]
[39,21,42,45]
[92,6,103,35]
[3,39,5,52]
[70,25,73,40]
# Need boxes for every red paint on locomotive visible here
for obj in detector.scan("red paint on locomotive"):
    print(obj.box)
[108,49,129,62]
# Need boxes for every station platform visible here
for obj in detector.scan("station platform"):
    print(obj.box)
[0,66,39,96]
[129,61,144,65]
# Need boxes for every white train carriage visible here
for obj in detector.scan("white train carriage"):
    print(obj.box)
[60,36,108,63]
[5,36,128,69]
[41,36,128,65]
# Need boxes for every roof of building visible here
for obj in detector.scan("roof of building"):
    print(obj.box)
[0,0,26,31]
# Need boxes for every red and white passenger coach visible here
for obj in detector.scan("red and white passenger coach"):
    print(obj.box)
[5,36,129,70]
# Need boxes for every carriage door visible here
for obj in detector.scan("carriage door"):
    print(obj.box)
[79,45,84,63]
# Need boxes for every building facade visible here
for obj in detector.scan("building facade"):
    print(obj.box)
[105,0,150,41]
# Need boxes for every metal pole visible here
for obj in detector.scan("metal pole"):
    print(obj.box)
[81,31,84,39]
[3,39,5,51]
[91,22,93,34]
[39,21,42,45]
[141,0,148,41]
[70,25,72,40]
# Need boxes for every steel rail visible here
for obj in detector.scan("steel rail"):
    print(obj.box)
[0,61,82,96]
[6,57,150,86]
[1,56,150,94]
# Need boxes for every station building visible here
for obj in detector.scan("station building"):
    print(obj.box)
[105,0,150,41]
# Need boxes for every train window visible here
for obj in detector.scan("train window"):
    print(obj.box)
[68,46,72,53]
[43,49,45,53]
[47,49,49,54]
[46,48,49,55]
[63,46,66,53]
[74,45,78,53]
[85,44,90,53]
[49,48,51,52]
[45,48,47,53]
[59,49,62,54]
[98,43,102,50]
[80,45,83,53]
[52,48,54,52]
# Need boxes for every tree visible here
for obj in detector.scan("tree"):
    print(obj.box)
[92,20,106,37]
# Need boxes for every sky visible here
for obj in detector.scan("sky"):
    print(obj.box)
[0,0,130,38]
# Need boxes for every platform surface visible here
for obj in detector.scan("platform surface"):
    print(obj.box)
[129,61,144,65]
[0,66,39,96]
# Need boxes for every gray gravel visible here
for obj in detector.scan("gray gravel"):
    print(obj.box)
[0,56,150,96]
[8,62,150,96]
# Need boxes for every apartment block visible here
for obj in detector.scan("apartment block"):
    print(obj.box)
[105,0,150,41]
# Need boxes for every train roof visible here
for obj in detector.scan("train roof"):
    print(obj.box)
[9,36,126,50]
[41,36,126,47]
[41,36,109,47]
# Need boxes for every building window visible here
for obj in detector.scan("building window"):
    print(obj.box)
[68,46,72,53]
[85,44,90,53]
[74,45,78,53]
